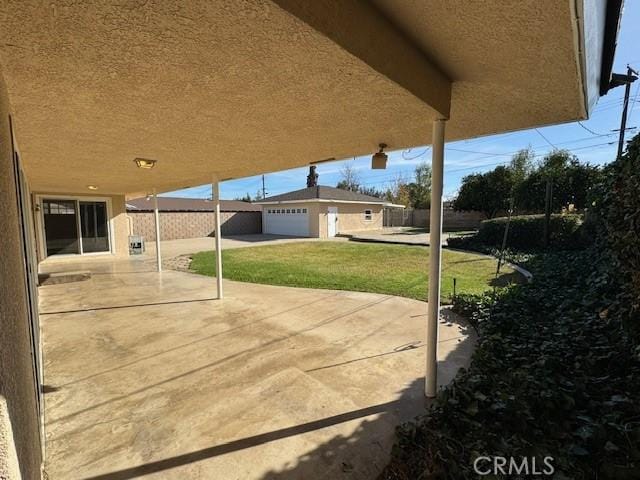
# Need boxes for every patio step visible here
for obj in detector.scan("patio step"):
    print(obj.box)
[38,271,91,286]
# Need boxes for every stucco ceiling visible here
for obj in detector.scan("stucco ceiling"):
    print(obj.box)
[0,0,586,195]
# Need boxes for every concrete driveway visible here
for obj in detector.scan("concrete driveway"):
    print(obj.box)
[39,256,475,479]
[145,234,345,259]
[345,228,474,246]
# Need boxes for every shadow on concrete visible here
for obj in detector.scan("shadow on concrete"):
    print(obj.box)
[77,312,474,480]
[55,294,341,388]
[49,296,393,426]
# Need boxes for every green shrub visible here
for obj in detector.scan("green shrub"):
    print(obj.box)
[474,213,584,250]
[381,251,640,480]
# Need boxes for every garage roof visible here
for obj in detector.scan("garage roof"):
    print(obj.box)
[257,186,385,204]
[126,197,261,212]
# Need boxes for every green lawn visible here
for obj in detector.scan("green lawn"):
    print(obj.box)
[190,242,522,303]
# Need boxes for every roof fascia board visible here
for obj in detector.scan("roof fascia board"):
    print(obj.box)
[257,199,385,205]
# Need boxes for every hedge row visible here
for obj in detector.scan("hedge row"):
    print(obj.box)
[449,213,585,251]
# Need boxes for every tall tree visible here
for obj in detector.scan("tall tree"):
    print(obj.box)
[514,150,603,212]
[384,172,411,206]
[453,166,513,218]
[407,162,432,209]
[336,163,361,191]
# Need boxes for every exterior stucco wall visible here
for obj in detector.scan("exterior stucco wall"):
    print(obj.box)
[32,193,129,261]
[0,70,42,480]
[128,211,262,241]
[315,202,383,239]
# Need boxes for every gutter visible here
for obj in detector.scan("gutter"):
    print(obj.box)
[599,0,624,95]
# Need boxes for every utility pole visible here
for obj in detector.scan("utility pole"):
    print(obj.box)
[615,65,639,159]
[261,174,267,199]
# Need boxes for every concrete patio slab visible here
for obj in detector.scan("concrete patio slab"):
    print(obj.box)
[344,228,473,246]
[39,256,475,479]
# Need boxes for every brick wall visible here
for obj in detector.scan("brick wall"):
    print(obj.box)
[129,211,262,241]
[384,208,486,231]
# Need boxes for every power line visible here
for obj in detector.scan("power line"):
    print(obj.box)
[534,128,557,148]
[577,121,608,136]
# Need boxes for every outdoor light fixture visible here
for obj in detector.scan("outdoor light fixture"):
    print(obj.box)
[134,157,157,169]
[371,143,388,169]
[87,185,98,190]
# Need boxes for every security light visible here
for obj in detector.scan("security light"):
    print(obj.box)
[372,143,388,169]
[134,158,157,169]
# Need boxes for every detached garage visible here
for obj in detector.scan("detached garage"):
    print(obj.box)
[256,185,389,239]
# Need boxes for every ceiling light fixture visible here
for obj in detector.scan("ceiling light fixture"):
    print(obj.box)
[134,158,157,169]
[371,143,388,169]
[87,185,98,190]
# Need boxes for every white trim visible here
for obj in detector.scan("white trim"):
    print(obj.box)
[34,194,115,259]
[256,198,386,206]
[570,0,588,118]
[363,209,373,222]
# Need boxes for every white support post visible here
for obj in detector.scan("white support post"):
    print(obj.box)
[153,188,162,272]
[212,178,223,299]
[426,118,446,398]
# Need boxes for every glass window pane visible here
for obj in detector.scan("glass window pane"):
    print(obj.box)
[80,202,110,253]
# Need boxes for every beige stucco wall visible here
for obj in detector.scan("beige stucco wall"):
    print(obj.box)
[32,193,129,261]
[0,69,42,480]
[263,201,383,238]
[315,202,383,239]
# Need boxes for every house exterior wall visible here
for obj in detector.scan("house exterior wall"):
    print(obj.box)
[32,193,129,261]
[128,211,262,241]
[316,202,383,238]
[0,70,42,480]
[260,201,383,238]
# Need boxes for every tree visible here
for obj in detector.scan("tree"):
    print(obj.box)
[235,192,252,202]
[514,150,603,212]
[358,186,384,198]
[336,163,360,191]
[407,162,432,209]
[384,172,411,206]
[453,166,513,218]
[509,148,535,198]
[254,189,264,201]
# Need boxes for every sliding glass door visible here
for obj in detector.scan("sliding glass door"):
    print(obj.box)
[79,201,109,253]
[42,198,110,256]
[43,200,80,255]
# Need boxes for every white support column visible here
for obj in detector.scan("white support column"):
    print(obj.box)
[212,178,223,299]
[426,118,446,398]
[153,188,162,272]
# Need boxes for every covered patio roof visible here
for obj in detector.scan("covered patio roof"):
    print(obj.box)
[0,0,619,196]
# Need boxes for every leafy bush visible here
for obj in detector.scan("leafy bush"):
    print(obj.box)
[381,252,640,479]
[381,134,640,480]
[450,292,495,330]
[589,134,640,338]
[471,213,585,250]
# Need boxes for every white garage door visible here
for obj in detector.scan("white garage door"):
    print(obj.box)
[263,207,310,236]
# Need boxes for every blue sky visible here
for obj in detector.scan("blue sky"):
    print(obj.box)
[168,3,640,202]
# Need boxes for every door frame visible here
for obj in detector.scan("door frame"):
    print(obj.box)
[34,194,116,259]
[327,206,338,237]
